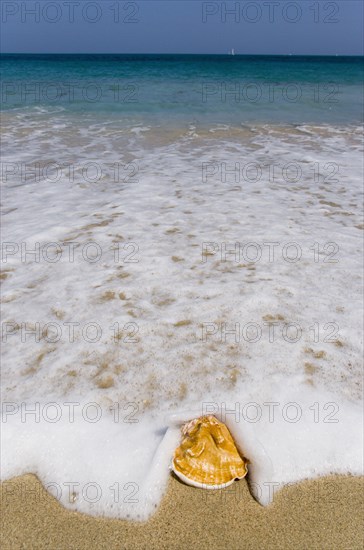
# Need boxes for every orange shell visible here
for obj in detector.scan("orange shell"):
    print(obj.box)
[172,415,248,489]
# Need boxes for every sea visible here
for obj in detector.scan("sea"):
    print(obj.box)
[1,54,363,520]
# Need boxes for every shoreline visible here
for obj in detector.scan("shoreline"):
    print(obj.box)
[1,474,363,549]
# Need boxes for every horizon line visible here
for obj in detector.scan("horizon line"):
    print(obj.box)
[1,52,363,57]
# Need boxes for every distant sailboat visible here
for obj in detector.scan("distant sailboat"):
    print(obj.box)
[229,48,235,56]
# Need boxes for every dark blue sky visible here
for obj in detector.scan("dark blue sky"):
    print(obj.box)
[1,1,363,55]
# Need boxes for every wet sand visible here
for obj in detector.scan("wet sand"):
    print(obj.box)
[1,474,363,549]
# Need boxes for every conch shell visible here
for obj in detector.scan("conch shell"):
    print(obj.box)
[172,415,248,489]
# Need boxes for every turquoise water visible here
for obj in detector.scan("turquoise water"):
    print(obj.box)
[1,54,363,125]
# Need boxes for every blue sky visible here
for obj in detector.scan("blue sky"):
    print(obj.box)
[1,1,363,55]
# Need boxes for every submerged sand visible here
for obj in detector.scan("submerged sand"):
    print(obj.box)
[1,474,363,549]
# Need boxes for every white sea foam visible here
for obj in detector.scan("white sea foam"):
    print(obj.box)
[1,119,363,519]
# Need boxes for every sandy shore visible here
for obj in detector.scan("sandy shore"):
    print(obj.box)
[1,474,363,549]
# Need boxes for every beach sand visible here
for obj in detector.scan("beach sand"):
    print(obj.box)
[1,474,363,549]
